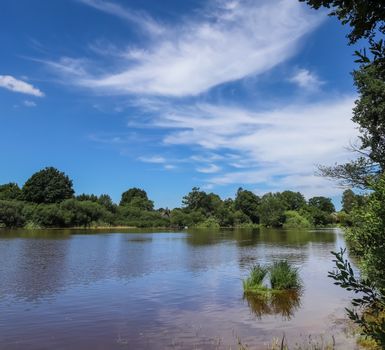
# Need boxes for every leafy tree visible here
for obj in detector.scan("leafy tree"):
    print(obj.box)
[259,193,286,227]
[342,189,356,213]
[234,187,260,223]
[120,188,154,210]
[182,187,203,209]
[182,187,222,216]
[0,200,25,227]
[345,177,385,291]
[77,194,98,202]
[22,167,74,204]
[299,0,385,44]
[302,1,385,344]
[308,196,335,213]
[279,191,306,211]
[0,183,22,200]
[341,189,365,214]
[98,194,116,212]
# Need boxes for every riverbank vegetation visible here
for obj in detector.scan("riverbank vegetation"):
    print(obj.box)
[0,167,341,229]
[301,0,385,347]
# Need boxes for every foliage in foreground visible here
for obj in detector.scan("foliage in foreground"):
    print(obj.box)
[329,249,385,347]
[300,0,385,347]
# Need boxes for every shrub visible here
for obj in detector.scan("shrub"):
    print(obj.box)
[195,217,220,228]
[283,210,311,229]
[0,200,25,227]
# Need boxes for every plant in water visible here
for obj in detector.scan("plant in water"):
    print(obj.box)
[243,264,269,294]
[270,260,301,291]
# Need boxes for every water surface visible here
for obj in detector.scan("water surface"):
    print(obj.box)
[0,228,356,349]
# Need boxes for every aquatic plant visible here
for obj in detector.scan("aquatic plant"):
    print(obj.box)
[242,264,269,294]
[270,260,301,291]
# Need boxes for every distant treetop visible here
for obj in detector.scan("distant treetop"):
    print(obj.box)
[22,166,74,204]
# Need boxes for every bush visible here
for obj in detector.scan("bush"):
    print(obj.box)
[116,205,169,227]
[283,210,311,229]
[195,217,220,228]
[60,199,113,227]
[30,203,65,227]
[270,261,301,290]
[0,200,25,227]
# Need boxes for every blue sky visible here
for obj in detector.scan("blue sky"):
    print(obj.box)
[1,0,361,208]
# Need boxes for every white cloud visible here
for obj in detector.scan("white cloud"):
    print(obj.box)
[0,75,44,97]
[290,68,324,90]
[49,0,322,97]
[138,156,166,164]
[77,0,164,35]
[144,96,358,197]
[164,164,176,170]
[196,164,221,174]
[23,100,37,107]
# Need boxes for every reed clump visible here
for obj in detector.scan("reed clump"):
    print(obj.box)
[242,264,269,294]
[270,260,301,290]
[243,260,302,295]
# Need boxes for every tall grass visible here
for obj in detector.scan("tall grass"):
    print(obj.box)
[270,261,301,290]
[243,264,268,293]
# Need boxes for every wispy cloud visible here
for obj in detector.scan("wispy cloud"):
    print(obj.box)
[138,156,166,164]
[140,96,358,196]
[196,164,221,174]
[76,0,164,35]
[290,68,324,91]
[0,75,44,97]
[23,100,37,107]
[49,0,322,97]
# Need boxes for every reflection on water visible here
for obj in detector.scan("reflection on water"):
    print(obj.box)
[244,290,302,320]
[0,227,355,349]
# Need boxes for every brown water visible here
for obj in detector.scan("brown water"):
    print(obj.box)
[0,228,357,349]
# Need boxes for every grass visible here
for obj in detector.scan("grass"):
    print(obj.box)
[242,264,269,294]
[270,260,301,290]
[243,260,302,295]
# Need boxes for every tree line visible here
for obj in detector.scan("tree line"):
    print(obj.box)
[0,166,354,229]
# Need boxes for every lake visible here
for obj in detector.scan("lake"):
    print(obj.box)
[0,228,357,349]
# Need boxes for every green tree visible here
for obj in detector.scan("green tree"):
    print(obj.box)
[98,194,116,212]
[259,193,286,227]
[22,167,74,204]
[0,183,22,200]
[342,189,355,213]
[120,188,154,211]
[308,196,335,213]
[299,0,385,44]
[302,1,385,344]
[182,187,222,216]
[77,193,98,202]
[279,191,306,211]
[234,188,260,223]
